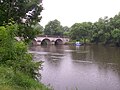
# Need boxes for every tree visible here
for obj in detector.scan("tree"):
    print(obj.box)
[80,22,93,43]
[69,12,120,46]
[62,26,70,36]
[70,22,92,43]
[0,0,43,43]
[92,21,103,44]
[111,29,120,46]
[111,13,120,29]
[0,0,43,25]
[91,17,110,44]
[70,23,81,40]
[0,24,50,90]
[0,24,41,77]
[44,19,63,36]
[0,1,50,89]
[33,23,44,35]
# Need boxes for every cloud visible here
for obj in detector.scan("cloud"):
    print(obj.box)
[40,0,120,27]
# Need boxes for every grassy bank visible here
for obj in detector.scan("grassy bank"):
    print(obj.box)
[0,66,50,90]
[0,25,51,90]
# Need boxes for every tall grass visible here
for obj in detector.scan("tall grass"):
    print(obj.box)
[0,25,51,90]
[0,66,50,90]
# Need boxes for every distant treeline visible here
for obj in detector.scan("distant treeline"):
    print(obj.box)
[41,13,120,47]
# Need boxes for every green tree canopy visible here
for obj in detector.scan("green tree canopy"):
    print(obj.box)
[0,0,43,25]
[0,0,43,43]
[62,26,70,36]
[70,22,92,43]
[111,29,120,46]
[33,23,44,35]
[44,19,63,36]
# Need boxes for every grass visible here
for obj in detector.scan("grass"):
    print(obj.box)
[0,65,51,90]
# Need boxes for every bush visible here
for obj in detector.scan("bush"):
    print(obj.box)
[0,24,50,89]
[0,66,50,90]
[0,24,42,78]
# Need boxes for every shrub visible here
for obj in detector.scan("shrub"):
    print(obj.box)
[0,24,49,89]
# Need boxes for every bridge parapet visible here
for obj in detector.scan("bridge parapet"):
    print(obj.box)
[38,35,69,38]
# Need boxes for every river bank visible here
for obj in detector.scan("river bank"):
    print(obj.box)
[64,41,120,47]
[0,25,51,90]
[0,65,51,90]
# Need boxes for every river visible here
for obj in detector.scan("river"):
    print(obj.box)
[29,45,120,90]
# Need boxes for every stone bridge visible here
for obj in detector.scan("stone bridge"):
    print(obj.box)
[32,35,70,45]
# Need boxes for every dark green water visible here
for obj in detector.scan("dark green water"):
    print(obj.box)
[29,45,120,90]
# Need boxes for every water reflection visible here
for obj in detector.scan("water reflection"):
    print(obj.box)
[29,45,120,90]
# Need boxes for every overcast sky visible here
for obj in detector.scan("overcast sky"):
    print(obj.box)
[40,0,120,27]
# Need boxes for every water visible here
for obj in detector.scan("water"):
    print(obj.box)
[29,45,120,90]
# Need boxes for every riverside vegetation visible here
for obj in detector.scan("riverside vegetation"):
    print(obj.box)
[1,0,120,89]
[0,0,51,89]
[43,13,120,47]
[0,24,50,90]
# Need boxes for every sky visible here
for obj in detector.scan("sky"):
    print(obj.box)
[40,0,120,27]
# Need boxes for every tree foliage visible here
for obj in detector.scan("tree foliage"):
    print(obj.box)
[0,1,50,89]
[0,0,43,43]
[0,0,43,25]
[62,26,70,36]
[69,12,120,46]
[0,24,42,78]
[0,24,50,89]
[70,22,92,43]
[44,19,63,36]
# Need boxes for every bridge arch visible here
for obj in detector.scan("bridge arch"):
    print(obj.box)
[41,39,51,45]
[55,39,63,45]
